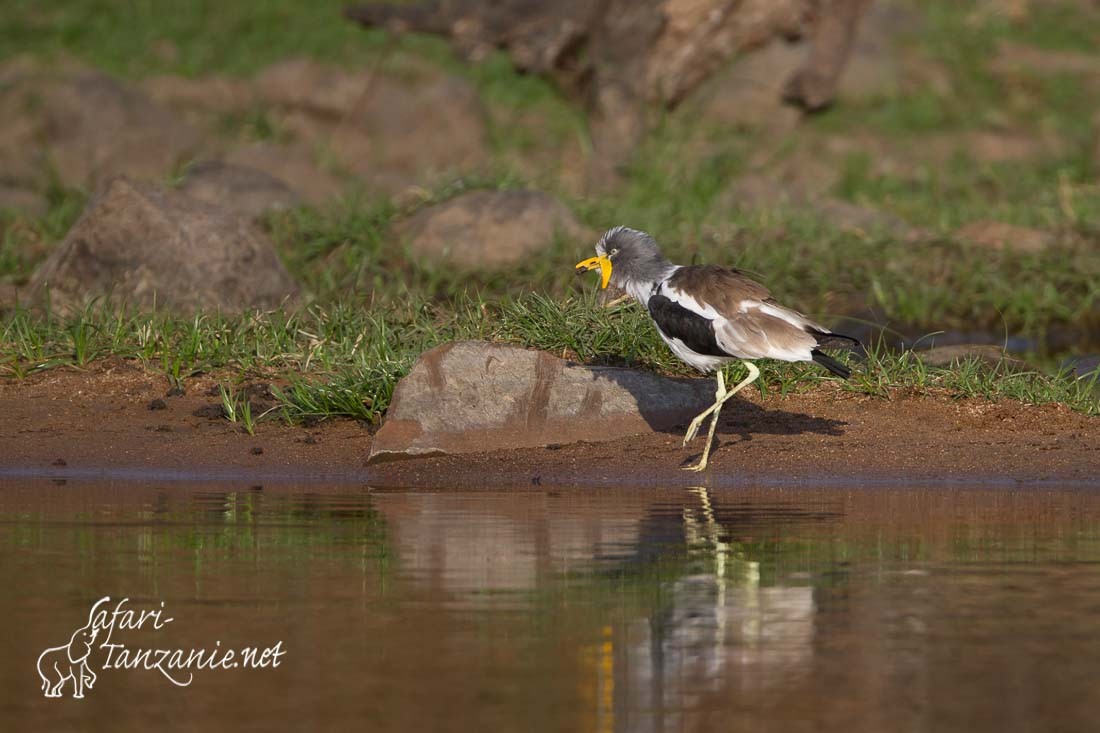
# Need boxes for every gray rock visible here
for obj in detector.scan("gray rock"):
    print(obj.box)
[142,74,256,116]
[368,341,716,463]
[396,190,586,269]
[225,143,345,206]
[255,57,372,116]
[916,344,1031,371]
[954,220,1055,253]
[1094,113,1100,172]
[29,177,299,313]
[0,186,45,217]
[719,174,911,234]
[835,1,916,102]
[179,160,302,219]
[691,40,805,132]
[990,40,1100,78]
[1063,355,1100,379]
[0,281,17,311]
[1064,356,1100,378]
[256,58,489,193]
[345,0,870,172]
[0,69,206,189]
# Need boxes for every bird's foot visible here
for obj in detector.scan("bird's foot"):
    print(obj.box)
[681,457,709,472]
[682,415,709,445]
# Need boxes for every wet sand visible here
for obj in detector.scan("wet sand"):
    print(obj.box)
[1,359,1098,487]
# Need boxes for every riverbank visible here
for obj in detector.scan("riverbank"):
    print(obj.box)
[3,360,1096,488]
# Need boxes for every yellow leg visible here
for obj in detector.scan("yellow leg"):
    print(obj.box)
[683,370,726,446]
[683,362,760,472]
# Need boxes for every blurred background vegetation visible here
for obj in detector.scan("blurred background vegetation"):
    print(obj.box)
[1,0,1099,417]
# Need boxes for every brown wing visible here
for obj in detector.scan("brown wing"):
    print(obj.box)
[666,265,830,361]
[715,308,819,361]
[665,264,772,317]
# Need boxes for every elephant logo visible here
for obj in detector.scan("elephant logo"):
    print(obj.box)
[37,603,104,699]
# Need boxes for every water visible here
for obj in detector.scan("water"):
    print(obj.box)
[5,480,1100,732]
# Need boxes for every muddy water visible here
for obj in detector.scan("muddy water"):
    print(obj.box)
[4,482,1100,732]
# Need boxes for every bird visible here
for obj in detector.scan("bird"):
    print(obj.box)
[576,226,859,472]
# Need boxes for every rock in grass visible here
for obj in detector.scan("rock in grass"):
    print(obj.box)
[256,58,488,193]
[954,220,1054,254]
[718,174,913,235]
[368,341,715,463]
[179,160,303,219]
[29,177,299,313]
[395,190,586,270]
[916,344,1031,371]
[226,143,346,207]
[0,185,45,218]
[0,66,205,190]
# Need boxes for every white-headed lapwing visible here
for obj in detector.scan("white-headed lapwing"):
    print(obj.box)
[576,226,859,471]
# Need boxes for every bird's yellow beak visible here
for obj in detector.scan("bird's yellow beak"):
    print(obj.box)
[575,255,612,289]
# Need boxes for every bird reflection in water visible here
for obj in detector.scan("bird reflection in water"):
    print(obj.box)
[616,487,815,733]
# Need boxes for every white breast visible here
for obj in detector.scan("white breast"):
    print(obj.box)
[658,332,731,374]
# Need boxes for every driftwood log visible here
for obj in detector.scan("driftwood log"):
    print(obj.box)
[345,0,871,180]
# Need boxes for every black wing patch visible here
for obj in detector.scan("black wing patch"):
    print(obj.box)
[647,294,729,357]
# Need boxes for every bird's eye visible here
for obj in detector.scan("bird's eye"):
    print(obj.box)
[610,248,620,257]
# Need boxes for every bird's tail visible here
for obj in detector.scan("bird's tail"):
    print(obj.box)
[806,329,860,378]
[811,349,851,379]
[809,330,861,351]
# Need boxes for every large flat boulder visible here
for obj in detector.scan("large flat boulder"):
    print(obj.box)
[368,341,715,463]
[29,177,299,313]
[346,0,872,176]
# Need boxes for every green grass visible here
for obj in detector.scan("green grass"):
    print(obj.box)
[0,0,397,78]
[2,296,1097,428]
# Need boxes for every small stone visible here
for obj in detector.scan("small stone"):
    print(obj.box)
[395,190,586,270]
[225,143,344,207]
[250,446,264,455]
[0,186,45,217]
[51,458,67,466]
[1062,355,1100,379]
[192,404,225,419]
[148,398,167,411]
[178,160,302,220]
[717,174,911,234]
[916,344,1031,371]
[989,40,1100,78]
[954,220,1055,254]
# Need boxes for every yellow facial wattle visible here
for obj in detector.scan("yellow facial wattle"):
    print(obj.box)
[575,255,612,289]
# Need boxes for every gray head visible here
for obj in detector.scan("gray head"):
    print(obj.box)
[576,226,673,291]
